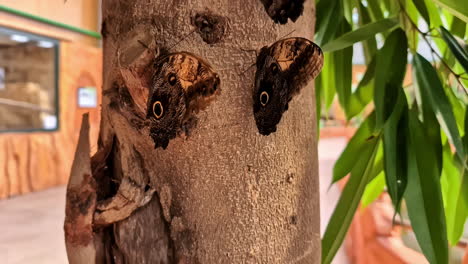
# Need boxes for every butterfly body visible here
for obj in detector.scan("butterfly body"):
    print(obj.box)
[147,52,220,149]
[253,37,323,135]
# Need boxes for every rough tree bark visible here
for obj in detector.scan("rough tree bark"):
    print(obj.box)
[64,0,320,263]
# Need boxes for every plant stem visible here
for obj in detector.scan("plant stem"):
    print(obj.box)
[398,2,468,96]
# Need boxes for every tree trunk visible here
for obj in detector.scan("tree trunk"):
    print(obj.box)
[65,0,320,263]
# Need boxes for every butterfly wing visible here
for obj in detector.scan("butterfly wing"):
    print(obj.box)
[266,37,323,97]
[147,52,220,149]
[253,37,323,135]
[260,0,306,24]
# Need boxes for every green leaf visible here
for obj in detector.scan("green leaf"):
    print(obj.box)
[347,56,376,118]
[432,0,468,23]
[425,0,443,27]
[315,75,322,137]
[461,164,468,213]
[441,143,467,245]
[374,29,408,131]
[450,16,466,38]
[361,172,385,208]
[369,145,384,181]
[445,84,466,133]
[318,53,337,109]
[405,108,448,264]
[367,0,385,20]
[402,0,420,51]
[413,53,466,163]
[358,2,378,64]
[383,88,408,211]
[342,0,356,27]
[322,17,399,52]
[412,58,443,175]
[322,136,381,264]
[440,26,468,73]
[334,20,353,116]
[333,112,376,182]
[383,0,399,16]
[315,0,343,45]
[462,109,468,209]
[412,0,431,25]
[464,107,468,151]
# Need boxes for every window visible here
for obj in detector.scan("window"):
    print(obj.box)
[0,27,59,132]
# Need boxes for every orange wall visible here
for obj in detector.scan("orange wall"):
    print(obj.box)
[0,0,100,46]
[0,42,102,199]
[0,0,99,31]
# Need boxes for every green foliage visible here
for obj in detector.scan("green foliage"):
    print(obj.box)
[405,108,448,264]
[322,131,381,264]
[316,0,468,263]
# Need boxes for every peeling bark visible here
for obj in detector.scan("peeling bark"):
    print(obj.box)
[65,0,320,263]
[64,114,97,263]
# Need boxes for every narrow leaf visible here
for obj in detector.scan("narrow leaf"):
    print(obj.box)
[405,108,448,264]
[413,53,466,163]
[432,0,468,23]
[368,0,385,20]
[333,112,376,182]
[315,0,343,45]
[412,0,431,25]
[402,0,420,52]
[441,143,467,245]
[322,136,380,264]
[450,16,466,38]
[347,56,376,118]
[440,26,468,73]
[374,29,408,130]
[358,2,378,64]
[361,172,385,208]
[425,0,443,27]
[383,88,408,211]
[334,20,353,116]
[317,53,336,109]
[322,17,399,52]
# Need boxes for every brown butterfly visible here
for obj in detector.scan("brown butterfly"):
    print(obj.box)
[253,37,323,135]
[146,52,220,149]
[260,0,305,24]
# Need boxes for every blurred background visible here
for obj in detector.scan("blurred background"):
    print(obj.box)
[0,0,466,264]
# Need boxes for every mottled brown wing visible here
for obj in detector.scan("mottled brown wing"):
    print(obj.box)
[252,37,323,135]
[260,0,305,24]
[147,52,220,149]
[162,52,220,115]
[266,37,323,95]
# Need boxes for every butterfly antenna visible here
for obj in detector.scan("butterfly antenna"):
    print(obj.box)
[136,39,160,60]
[238,62,256,77]
[279,29,296,40]
[168,29,197,51]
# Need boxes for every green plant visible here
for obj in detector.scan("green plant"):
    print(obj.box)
[315,0,468,263]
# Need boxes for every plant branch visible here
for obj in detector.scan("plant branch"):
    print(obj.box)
[398,2,468,96]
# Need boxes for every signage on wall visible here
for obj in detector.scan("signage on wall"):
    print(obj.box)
[77,86,97,108]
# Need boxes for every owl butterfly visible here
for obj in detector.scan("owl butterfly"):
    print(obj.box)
[253,37,323,135]
[260,0,305,24]
[146,52,220,149]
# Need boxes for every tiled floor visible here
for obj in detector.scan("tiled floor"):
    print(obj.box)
[0,187,67,264]
[0,138,349,264]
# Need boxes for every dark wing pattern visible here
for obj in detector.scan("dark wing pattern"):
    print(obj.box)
[260,0,306,24]
[147,52,220,149]
[253,37,323,135]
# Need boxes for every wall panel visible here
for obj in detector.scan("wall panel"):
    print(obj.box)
[0,41,102,198]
